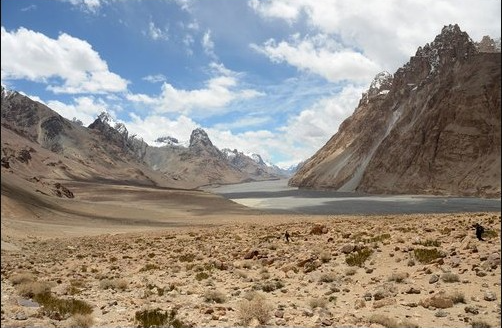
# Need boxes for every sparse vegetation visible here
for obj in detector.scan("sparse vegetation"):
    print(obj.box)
[99,278,128,290]
[308,297,328,309]
[346,247,373,267]
[441,272,460,283]
[195,272,210,281]
[69,314,94,328]
[388,272,408,283]
[237,293,273,326]
[413,248,445,264]
[203,290,227,303]
[134,308,184,328]
[471,320,492,328]
[139,263,160,272]
[416,239,441,247]
[34,292,93,318]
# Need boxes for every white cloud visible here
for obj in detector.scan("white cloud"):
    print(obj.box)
[252,34,381,83]
[46,96,115,126]
[202,30,216,58]
[1,27,129,94]
[147,21,169,41]
[128,63,263,115]
[125,113,199,145]
[64,0,101,14]
[142,74,167,83]
[250,0,502,73]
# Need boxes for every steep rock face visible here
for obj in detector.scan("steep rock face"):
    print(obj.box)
[289,25,501,198]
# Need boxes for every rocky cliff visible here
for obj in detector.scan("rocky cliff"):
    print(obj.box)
[289,25,501,198]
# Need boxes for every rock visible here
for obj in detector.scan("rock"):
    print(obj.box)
[354,299,366,309]
[419,294,454,309]
[373,298,396,309]
[404,287,421,294]
[244,250,259,259]
[435,310,448,317]
[464,306,480,315]
[302,308,314,317]
[340,244,355,254]
[321,318,333,326]
[484,291,497,301]
[14,313,28,321]
[429,274,439,284]
[274,310,284,318]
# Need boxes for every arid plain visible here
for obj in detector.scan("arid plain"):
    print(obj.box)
[1,176,501,328]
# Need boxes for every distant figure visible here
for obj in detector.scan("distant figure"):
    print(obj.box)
[473,223,485,241]
[284,231,291,243]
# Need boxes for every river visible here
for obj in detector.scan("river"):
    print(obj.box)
[204,179,501,215]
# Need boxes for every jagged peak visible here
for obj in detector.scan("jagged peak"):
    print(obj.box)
[1,86,19,100]
[90,111,128,137]
[189,128,213,148]
[476,35,501,53]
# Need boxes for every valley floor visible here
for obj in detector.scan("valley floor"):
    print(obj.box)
[1,179,501,327]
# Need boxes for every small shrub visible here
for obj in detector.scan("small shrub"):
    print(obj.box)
[195,272,210,281]
[319,251,332,263]
[203,290,227,303]
[237,293,273,326]
[368,314,399,328]
[367,233,391,243]
[308,297,328,309]
[483,230,498,239]
[417,239,441,247]
[413,248,445,264]
[471,320,492,328]
[69,314,94,328]
[345,268,357,276]
[388,272,408,283]
[34,292,93,318]
[450,291,466,304]
[441,272,459,283]
[139,264,160,272]
[346,248,373,267]
[179,253,196,262]
[99,278,128,290]
[319,272,337,283]
[10,272,35,285]
[255,279,284,292]
[134,308,184,328]
[16,281,53,298]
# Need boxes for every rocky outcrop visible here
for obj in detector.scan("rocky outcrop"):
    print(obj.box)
[289,24,501,198]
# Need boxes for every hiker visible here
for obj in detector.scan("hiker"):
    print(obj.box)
[473,223,485,241]
[284,231,291,243]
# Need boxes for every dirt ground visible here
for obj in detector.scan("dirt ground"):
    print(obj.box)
[1,179,501,327]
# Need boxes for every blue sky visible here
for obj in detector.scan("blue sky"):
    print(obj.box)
[2,0,501,168]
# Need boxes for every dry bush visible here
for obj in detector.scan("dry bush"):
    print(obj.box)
[388,272,409,283]
[308,297,328,309]
[99,278,128,290]
[368,314,420,328]
[69,314,94,328]
[450,291,466,304]
[413,248,445,264]
[319,272,337,283]
[237,293,273,326]
[346,247,373,267]
[10,272,36,285]
[441,272,460,283]
[16,281,53,298]
[203,290,227,304]
[471,320,492,328]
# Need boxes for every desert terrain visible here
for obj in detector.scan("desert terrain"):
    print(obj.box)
[1,177,501,328]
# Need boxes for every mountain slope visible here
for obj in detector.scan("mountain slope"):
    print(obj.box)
[289,25,501,198]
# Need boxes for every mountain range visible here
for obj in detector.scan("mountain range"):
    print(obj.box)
[289,24,501,198]
[1,89,289,199]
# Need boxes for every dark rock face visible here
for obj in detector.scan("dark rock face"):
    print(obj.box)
[289,25,501,198]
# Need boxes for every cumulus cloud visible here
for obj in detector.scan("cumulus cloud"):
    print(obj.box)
[125,113,199,145]
[128,63,263,115]
[249,0,502,73]
[46,96,115,126]
[252,34,381,83]
[1,27,129,94]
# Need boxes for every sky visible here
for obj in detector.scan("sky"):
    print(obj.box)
[1,0,501,168]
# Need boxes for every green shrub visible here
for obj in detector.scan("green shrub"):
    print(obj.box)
[134,308,184,328]
[346,248,373,267]
[413,248,445,264]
